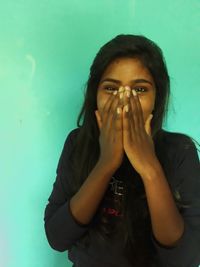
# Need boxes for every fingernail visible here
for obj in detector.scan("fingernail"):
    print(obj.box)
[113,90,118,95]
[125,86,131,91]
[126,91,130,97]
[125,104,129,112]
[132,89,137,96]
[119,86,124,92]
[117,107,121,114]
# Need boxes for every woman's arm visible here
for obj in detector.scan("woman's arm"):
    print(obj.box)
[141,137,200,267]
[69,160,116,225]
[44,129,116,252]
[141,160,185,247]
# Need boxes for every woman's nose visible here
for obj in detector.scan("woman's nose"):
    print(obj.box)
[118,86,131,107]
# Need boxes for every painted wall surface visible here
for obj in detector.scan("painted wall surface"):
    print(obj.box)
[0,1,199,267]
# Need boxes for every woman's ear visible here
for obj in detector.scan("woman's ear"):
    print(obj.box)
[94,110,102,130]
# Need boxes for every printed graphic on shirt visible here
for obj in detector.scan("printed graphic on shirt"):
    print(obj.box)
[101,176,126,218]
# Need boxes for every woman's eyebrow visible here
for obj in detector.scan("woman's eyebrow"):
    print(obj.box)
[101,78,153,86]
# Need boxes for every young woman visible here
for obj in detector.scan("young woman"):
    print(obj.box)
[44,34,200,267]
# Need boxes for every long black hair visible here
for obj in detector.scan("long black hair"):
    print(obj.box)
[67,34,200,266]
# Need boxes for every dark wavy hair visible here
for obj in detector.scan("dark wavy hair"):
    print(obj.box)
[66,34,200,266]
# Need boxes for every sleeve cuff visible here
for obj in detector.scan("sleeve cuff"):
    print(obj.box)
[46,200,90,250]
[151,222,200,266]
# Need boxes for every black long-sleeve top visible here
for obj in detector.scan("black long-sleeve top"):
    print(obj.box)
[44,128,200,267]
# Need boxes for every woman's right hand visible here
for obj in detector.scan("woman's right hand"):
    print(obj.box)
[95,89,124,172]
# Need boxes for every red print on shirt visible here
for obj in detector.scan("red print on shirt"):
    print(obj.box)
[103,207,122,217]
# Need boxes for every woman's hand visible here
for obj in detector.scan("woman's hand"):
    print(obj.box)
[122,86,157,178]
[95,90,124,172]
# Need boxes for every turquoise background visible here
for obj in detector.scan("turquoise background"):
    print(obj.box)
[0,1,199,267]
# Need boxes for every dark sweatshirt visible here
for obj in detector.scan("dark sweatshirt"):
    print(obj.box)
[44,128,200,267]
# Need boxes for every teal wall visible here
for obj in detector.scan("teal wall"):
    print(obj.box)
[0,1,199,267]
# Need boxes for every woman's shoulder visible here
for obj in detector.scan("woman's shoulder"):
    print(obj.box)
[155,129,199,175]
[68,127,81,139]
[59,128,81,156]
[160,129,195,149]
[65,127,81,143]
[155,129,198,163]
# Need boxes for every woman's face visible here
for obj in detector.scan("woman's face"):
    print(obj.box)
[97,57,156,124]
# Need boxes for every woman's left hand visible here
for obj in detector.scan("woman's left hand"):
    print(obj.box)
[122,87,158,178]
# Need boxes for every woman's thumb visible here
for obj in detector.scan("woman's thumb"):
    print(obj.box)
[144,113,153,137]
[95,110,102,130]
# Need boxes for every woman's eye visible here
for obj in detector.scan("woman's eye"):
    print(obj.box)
[134,87,147,93]
[105,86,117,92]
[104,86,147,93]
